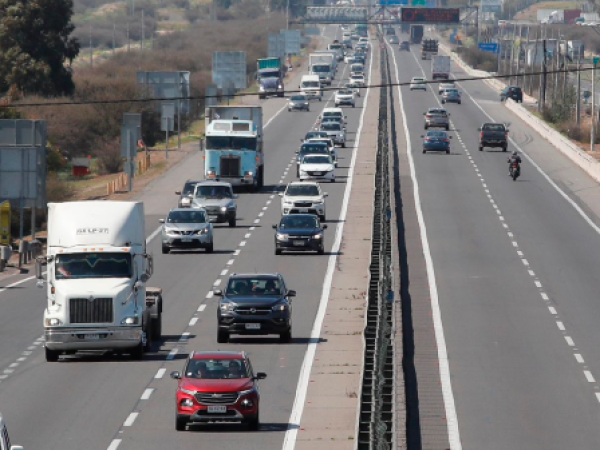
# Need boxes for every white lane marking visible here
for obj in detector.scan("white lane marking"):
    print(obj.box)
[107,439,122,450]
[146,226,162,244]
[16,358,25,362]
[0,375,7,380]
[167,348,179,360]
[199,304,206,312]
[258,212,264,217]
[502,223,508,229]
[240,241,246,247]
[556,321,565,331]
[584,371,596,383]
[155,368,166,379]
[266,200,272,206]
[123,412,139,427]
[141,388,154,400]
[535,281,542,288]
[262,206,268,211]
[250,226,256,231]
[227,259,234,265]
[512,241,518,247]
[22,351,32,356]
[27,346,35,350]
[4,370,13,374]
[8,363,18,368]
[0,275,37,294]
[179,332,190,342]
[528,270,536,277]
[254,219,260,224]
[213,279,222,286]
[394,42,462,449]
[264,102,290,129]
[270,195,275,199]
[565,336,575,346]
[575,354,585,363]
[517,251,523,256]
[541,293,549,300]
[548,306,557,314]
[282,42,372,450]
[522,259,529,266]
[234,249,241,256]
[220,269,228,276]
[245,233,251,238]
[189,317,198,326]
[206,291,214,299]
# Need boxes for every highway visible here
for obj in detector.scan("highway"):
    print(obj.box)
[389,29,600,449]
[0,26,374,450]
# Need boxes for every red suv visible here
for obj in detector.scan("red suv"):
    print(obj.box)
[170,351,266,431]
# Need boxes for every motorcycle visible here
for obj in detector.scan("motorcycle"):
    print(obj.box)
[508,160,520,181]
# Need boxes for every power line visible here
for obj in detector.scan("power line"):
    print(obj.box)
[0,66,594,109]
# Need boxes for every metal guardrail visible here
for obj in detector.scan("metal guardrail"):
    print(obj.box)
[357,33,394,450]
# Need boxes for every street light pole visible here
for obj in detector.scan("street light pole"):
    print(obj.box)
[592,62,596,151]
[286,0,290,30]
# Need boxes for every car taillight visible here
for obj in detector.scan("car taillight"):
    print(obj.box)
[424,138,431,142]
[480,132,484,139]
[426,115,431,119]
[444,139,450,143]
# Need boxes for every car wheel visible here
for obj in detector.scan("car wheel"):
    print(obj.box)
[320,214,326,222]
[352,103,355,108]
[217,329,229,344]
[331,178,335,183]
[318,246,325,255]
[275,247,282,255]
[151,315,162,340]
[422,148,426,154]
[162,245,170,254]
[445,125,449,131]
[280,329,292,343]
[45,347,59,362]
[458,101,462,105]
[176,416,187,432]
[247,412,260,431]
[288,108,291,112]
[479,146,483,152]
[229,217,236,228]
[446,149,450,154]
[503,146,508,152]
[206,241,214,253]
[342,142,346,148]
[441,100,445,104]
[424,125,428,130]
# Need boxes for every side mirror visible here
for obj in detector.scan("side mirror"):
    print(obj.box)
[423,112,426,115]
[159,218,165,223]
[287,289,297,297]
[323,224,328,229]
[213,289,223,296]
[323,193,328,197]
[295,150,299,154]
[175,191,182,195]
[170,371,181,379]
[506,129,510,133]
[255,372,267,380]
[272,224,278,229]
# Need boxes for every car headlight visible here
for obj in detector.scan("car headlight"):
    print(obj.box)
[278,84,283,89]
[196,227,210,235]
[181,398,195,407]
[220,206,227,212]
[45,318,62,326]
[179,387,196,396]
[272,303,288,312]
[220,302,235,312]
[313,233,323,239]
[259,86,265,91]
[121,316,140,325]
[180,197,191,206]
[276,233,289,241]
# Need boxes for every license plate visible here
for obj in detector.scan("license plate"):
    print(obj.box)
[298,208,309,212]
[245,323,261,330]
[207,406,227,414]
[85,334,100,340]
[293,240,306,246]
[181,238,192,242]
[312,172,322,176]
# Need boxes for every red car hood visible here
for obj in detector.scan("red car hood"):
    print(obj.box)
[181,378,254,393]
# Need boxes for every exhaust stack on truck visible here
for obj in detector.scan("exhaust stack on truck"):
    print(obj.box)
[37,201,162,362]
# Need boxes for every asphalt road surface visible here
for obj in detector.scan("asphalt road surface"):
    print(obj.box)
[0,25,375,450]
[390,29,600,449]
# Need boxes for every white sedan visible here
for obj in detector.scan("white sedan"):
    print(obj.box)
[299,154,335,183]
[350,74,365,87]
[334,89,356,108]
[410,76,427,91]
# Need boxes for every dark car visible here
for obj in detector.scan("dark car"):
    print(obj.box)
[400,41,410,51]
[170,351,266,431]
[500,86,523,103]
[273,214,327,255]
[296,142,330,175]
[215,273,295,343]
[478,123,508,152]
[175,180,202,208]
[302,131,329,142]
[421,130,452,154]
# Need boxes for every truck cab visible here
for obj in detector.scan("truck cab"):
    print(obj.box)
[204,106,264,191]
[257,57,284,100]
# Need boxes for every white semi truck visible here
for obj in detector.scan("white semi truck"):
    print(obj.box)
[37,201,163,362]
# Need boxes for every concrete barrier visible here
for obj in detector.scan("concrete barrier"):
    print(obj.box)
[504,99,600,184]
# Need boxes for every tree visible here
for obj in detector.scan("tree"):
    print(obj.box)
[0,0,80,97]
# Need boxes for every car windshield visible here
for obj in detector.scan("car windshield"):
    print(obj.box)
[312,65,330,73]
[321,123,341,131]
[167,210,208,224]
[55,253,132,280]
[351,75,363,80]
[185,358,250,379]
[301,144,328,154]
[412,78,424,83]
[195,185,232,199]
[426,131,447,138]
[291,95,307,101]
[302,81,320,88]
[309,139,332,147]
[305,132,327,139]
[286,184,320,196]
[260,69,280,78]
[445,89,459,95]
[280,215,319,228]
[323,112,342,119]
[303,155,332,164]
[226,277,283,296]
[206,136,257,150]
[428,109,447,116]
[338,89,353,95]
[482,124,506,131]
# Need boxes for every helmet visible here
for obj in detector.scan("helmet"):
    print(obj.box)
[512,151,518,156]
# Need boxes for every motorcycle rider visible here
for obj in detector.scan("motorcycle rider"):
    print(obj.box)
[508,150,522,176]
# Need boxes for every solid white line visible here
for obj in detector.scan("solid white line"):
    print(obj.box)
[584,371,596,382]
[167,348,178,360]
[199,304,206,312]
[396,42,462,449]
[565,336,575,346]
[548,306,557,314]
[0,275,36,294]
[575,354,585,363]
[556,321,565,331]
[155,368,166,379]
[107,439,122,450]
[541,293,549,300]
[282,41,373,450]
[189,317,198,326]
[123,412,139,427]
[141,388,154,400]
[264,102,289,129]
[146,226,162,244]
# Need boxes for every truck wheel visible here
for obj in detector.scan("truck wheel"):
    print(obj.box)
[229,216,236,228]
[258,167,264,189]
[206,241,214,253]
[176,416,187,431]
[45,347,59,362]
[162,246,170,254]
[151,314,162,340]
[217,329,229,343]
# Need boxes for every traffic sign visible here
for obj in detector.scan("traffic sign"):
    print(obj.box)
[412,0,427,5]
[594,57,600,66]
[478,42,499,54]
[401,7,460,23]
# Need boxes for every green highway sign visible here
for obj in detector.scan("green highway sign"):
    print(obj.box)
[594,57,600,66]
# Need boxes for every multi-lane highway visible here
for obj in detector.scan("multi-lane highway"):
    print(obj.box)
[0,25,374,450]
[389,28,600,449]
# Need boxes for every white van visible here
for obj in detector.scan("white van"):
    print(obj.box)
[0,414,23,450]
[300,75,323,101]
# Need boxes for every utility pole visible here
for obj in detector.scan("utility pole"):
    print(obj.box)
[576,57,581,125]
[592,60,596,151]
[89,23,93,68]
[113,22,116,55]
[541,39,547,110]
[286,0,290,30]
[127,21,131,52]
[141,10,145,52]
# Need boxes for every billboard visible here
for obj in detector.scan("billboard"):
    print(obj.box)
[478,42,499,53]
[136,71,191,114]
[280,29,302,55]
[305,6,368,23]
[400,7,460,23]
[212,51,248,90]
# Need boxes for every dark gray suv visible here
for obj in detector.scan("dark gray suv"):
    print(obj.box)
[215,274,295,343]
